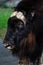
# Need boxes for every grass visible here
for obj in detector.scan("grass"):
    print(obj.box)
[0,7,14,39]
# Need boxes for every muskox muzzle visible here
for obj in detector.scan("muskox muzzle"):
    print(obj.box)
[3,33,16,50]
[3,13,27,51]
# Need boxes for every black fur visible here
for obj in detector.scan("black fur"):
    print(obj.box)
[3,0,43,65]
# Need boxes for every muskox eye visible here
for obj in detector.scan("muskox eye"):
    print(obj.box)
[17,21,24,28]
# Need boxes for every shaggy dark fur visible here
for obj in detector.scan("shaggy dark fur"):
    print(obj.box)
[3,0,43,65]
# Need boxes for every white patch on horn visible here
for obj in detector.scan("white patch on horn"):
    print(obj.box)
[10,11,26,25]
[10,11,18,17]
[16,12,26,25]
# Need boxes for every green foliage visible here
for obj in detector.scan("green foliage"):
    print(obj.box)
[1,5,15,9]
[0,8,13,39]
[0,8,13,28]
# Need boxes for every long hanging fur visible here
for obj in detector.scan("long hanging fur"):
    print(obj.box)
[3,0,43,65]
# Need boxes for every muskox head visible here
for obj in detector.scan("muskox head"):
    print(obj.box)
[3,11,36,58]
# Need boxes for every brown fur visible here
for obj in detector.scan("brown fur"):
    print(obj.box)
[3,0,43,65]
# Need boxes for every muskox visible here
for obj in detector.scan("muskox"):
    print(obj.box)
[3,0,43,65]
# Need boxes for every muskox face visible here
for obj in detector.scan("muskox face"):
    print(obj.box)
[3,12,29,51]
[3,11,36,58]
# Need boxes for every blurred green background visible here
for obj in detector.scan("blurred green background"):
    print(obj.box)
[0,0,21,39]
[0,7,14,39]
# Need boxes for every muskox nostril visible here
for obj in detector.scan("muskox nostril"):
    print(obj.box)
[3,43,9,48]
[3,43,15,50]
